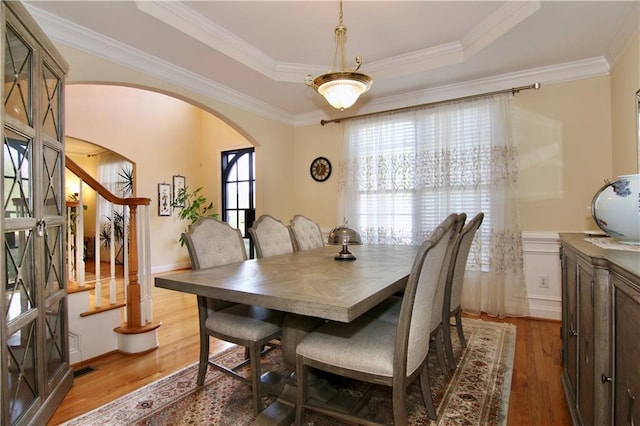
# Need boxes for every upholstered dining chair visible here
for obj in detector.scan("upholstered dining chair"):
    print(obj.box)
[294,216,454,425]
[248,214,295,258]
[289,214,324,251]
[182,217,284,415]
[249,214,324,361]
[442,212,484,369]
[428,213,466,371]
[364,213,466,373]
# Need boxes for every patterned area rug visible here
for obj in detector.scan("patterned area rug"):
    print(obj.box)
[62,318,515,425]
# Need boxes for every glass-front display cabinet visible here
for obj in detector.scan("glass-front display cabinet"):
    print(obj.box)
[1,2,71,425]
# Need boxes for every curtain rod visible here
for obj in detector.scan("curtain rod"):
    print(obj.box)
[320,82,541,126]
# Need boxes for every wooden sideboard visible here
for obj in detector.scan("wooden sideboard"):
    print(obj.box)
[560,233,640,426]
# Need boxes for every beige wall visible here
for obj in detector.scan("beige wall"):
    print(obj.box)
[59,43,296,271]
[58,43,295,218]
[66,86,204,268]
[292,33,640,234]
[59,29,639,270]
[292,77,614,233]
[516,77,612,231]
[292,123,344,232]
[611,31,639,176]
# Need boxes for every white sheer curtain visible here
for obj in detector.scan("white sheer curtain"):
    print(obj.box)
[97,152,129,225]
[340,94,529,317]
[97,153,131,262]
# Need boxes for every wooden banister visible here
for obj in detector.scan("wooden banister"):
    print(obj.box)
[65,156,150,207]
[66,155,155,338]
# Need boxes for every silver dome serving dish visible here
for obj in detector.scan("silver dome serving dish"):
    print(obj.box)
[328,225,362,245]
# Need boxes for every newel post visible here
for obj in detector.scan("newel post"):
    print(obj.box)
[127,204,141,327]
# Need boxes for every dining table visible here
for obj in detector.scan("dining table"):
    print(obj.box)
[154,243,420,425]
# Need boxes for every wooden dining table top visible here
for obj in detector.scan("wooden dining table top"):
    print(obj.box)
[154,244,420,322]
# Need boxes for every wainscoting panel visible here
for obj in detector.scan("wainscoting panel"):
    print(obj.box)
[522,232,561,320]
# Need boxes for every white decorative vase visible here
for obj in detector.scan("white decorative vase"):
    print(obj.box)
[591,174,640,245]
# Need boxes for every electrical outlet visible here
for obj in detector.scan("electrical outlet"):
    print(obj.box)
[538,275,549,288]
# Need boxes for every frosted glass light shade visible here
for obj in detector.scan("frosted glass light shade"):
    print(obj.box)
[312,71,372,110]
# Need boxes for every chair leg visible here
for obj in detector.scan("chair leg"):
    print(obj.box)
[197,333,209,386]
[442,314,456,371]
[455,310,467,348]
[294,357,308,426]
[419,365,437,420]
[249,343,263,416]
[434,327,448,374]
[391,383,408,425]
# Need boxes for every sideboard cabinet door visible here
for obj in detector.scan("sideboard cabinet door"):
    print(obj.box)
[561,246,579,406]
[560,234,616,426]
[613,273,640,426]
[576,258,595,426]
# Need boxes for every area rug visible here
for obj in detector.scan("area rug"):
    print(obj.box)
[62,318,515,425]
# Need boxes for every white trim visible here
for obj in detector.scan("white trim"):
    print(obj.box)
[25,3,619,128]
[151,261,191,275]
[522,231,562,320]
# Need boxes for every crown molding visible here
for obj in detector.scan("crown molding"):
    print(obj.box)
[24,3,296,125]
[135,0,280,79]
[461,1,540,59]
[368,42,464,79]
[294,57,611,127]
[24,3,616,129]
[604,1,639,68]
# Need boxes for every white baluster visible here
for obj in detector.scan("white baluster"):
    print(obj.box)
[109,205,116,305]
[123,204,129,306]
[94,193,101,299]
[76,181,85,287]
[143,205,153,323]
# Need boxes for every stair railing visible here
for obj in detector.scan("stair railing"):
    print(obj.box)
[65,156,153,327]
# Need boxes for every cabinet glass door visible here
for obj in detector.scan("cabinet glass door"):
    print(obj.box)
[2,5,70,423]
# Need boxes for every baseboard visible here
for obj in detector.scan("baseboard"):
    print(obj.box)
[151,261,190,274]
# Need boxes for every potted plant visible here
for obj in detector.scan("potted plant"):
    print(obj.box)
[171,186,218,245]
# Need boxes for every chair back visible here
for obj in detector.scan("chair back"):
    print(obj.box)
[447,212,484,312]
[429,213,466,333]
[393,220,450,377]
[290,214,324,251]
[182,217,248,312]
[248,214,294,258]
[182,217,247,270]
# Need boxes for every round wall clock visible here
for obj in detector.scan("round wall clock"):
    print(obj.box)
[310,156,332,182]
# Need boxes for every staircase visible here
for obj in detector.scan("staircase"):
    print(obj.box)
[65,157,159,364]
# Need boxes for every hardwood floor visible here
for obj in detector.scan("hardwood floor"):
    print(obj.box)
[48,281,572,425]
[478,314,572,425]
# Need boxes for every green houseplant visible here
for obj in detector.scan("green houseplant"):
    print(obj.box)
[171,186,218,245]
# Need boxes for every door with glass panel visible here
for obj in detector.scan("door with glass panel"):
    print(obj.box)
[1,2,72,425]
[221,148,256,258]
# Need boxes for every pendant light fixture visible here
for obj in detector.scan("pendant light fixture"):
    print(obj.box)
[306,0,372,111]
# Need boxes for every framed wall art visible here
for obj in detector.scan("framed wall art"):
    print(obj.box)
[158,183,171,216]
[173,175,186,207]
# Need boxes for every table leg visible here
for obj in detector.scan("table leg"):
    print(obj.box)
[254,314,326,425]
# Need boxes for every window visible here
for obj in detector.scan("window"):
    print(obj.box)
[342,95,517,272]
[221,148,255,257]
